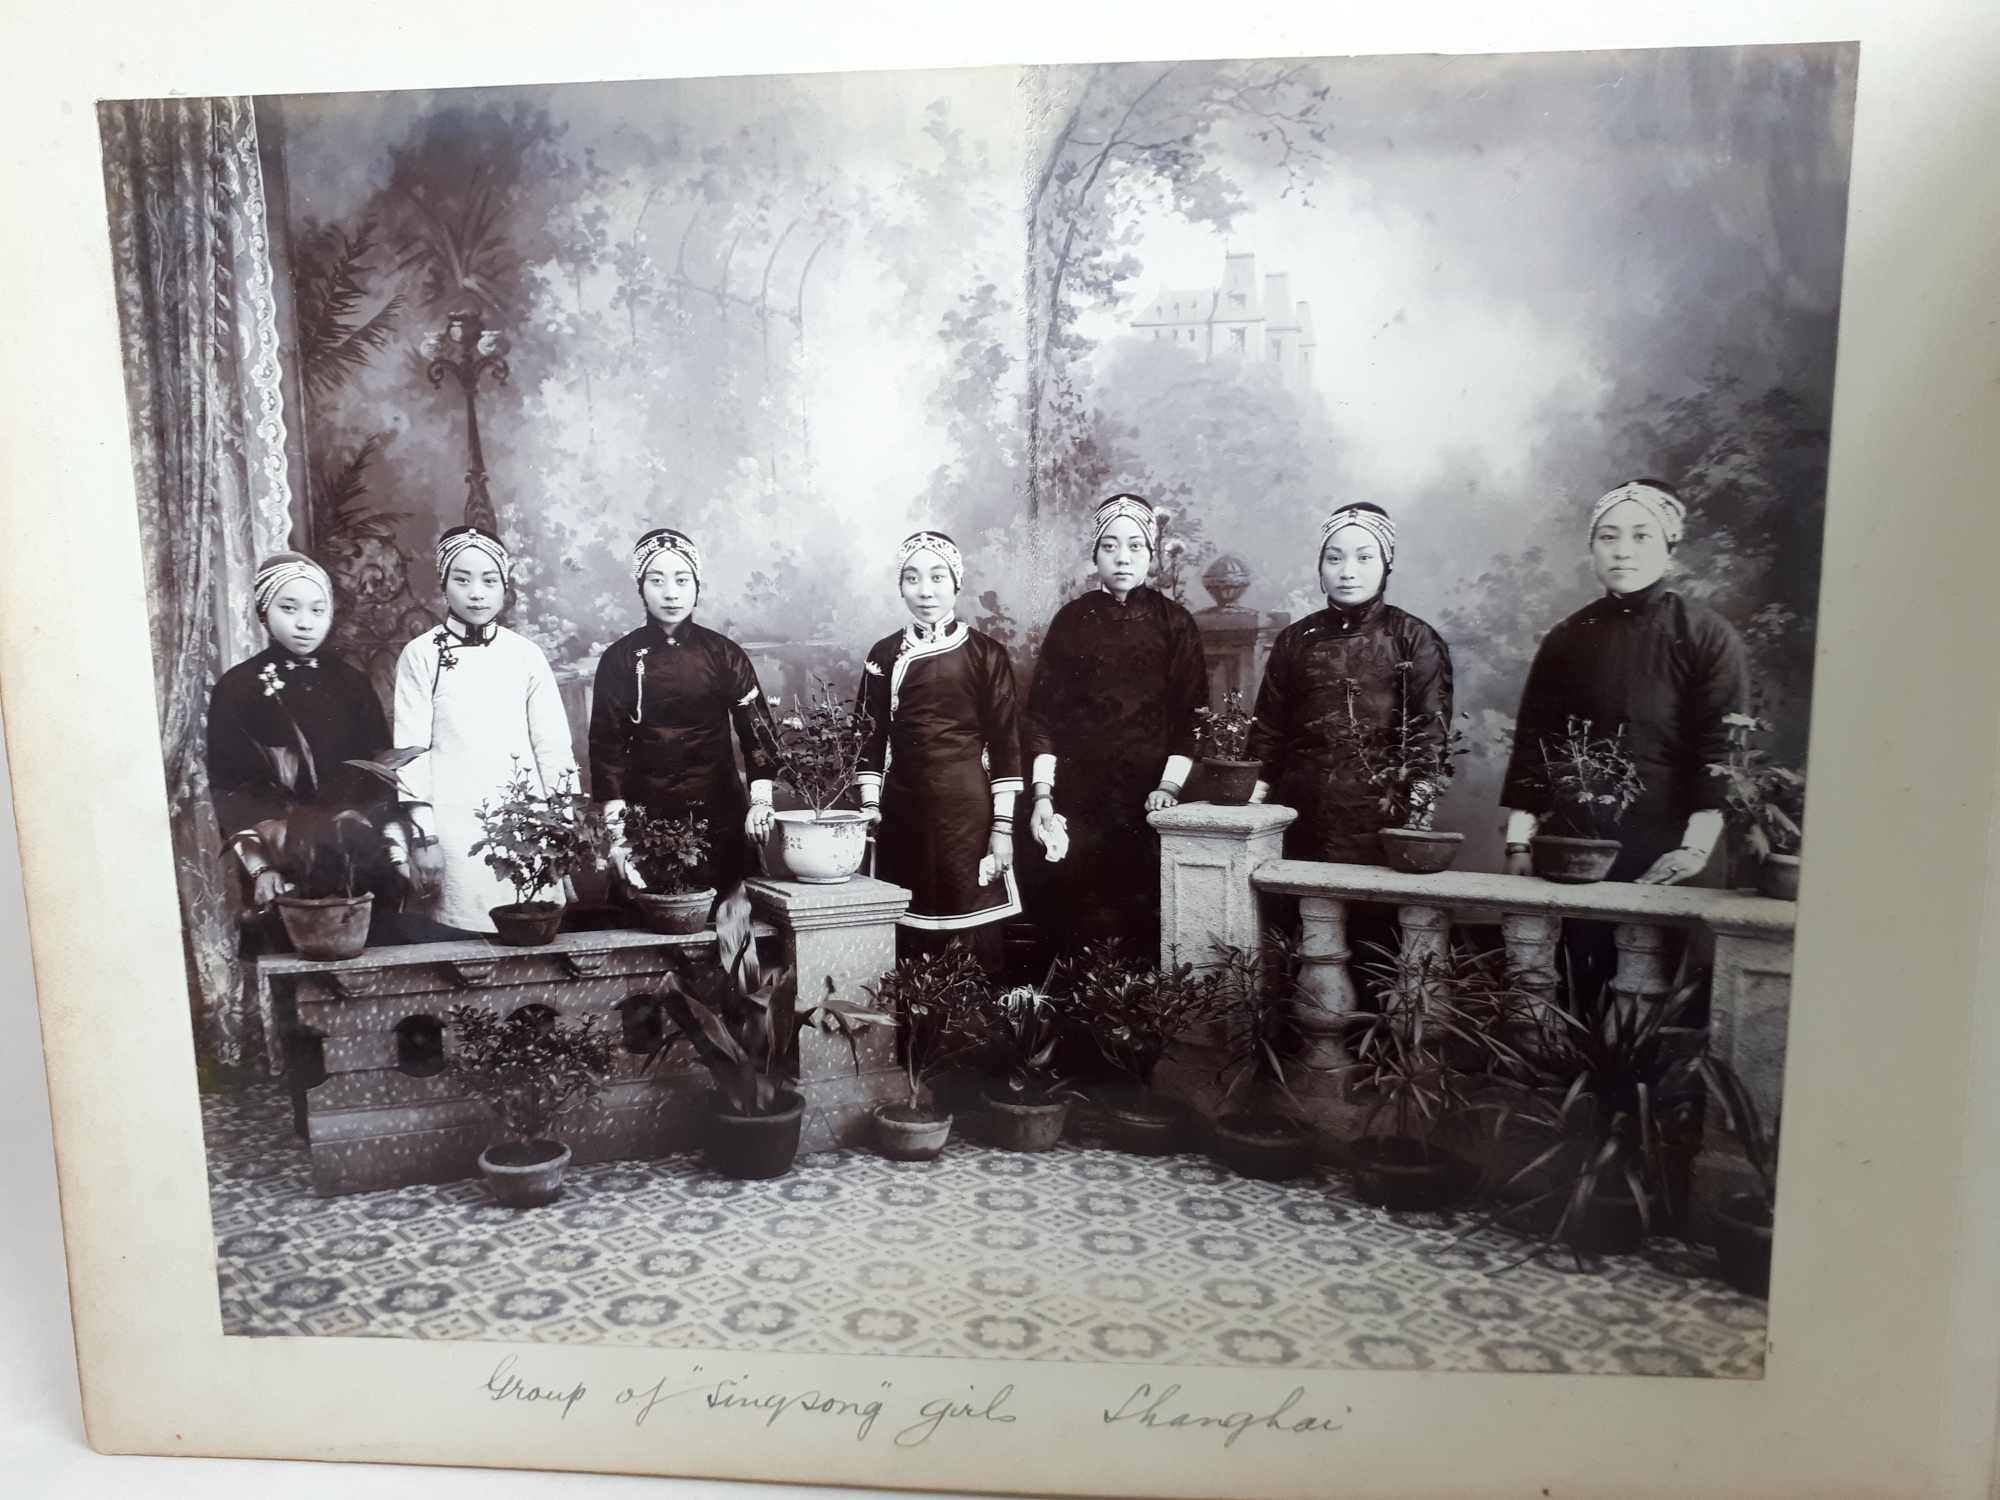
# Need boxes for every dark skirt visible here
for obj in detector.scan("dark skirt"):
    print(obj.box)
[878,752,1018,931]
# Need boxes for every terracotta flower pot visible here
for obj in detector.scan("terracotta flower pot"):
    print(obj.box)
[1562,1187,1648,1255]
[1379,827,1464,874]
[273,893,373,961]
[1530,834,1622,884]
[873,1102,953,1161]
[1347,1135,1471,1211]
[773,810,871,884]
[1201,758,1261,807]
[489,901,566,946]
[1210,1111,1317,1181]
[1709,1191,1773,1297]
[983,1087,1070,1152]
[1756,854,1801,902]
[1099,1095,1190,1156]
[478,1138,571,1209]
[631,887,716,935]
[704,1090,805,1179]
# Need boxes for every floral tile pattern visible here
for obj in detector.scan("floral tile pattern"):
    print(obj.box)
[205,1089,1765,1376]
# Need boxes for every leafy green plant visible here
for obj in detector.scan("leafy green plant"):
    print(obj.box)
[964,976,1075,1105]
[444,1003,612,1143]
[865,946,991,1114]
[1699,1050,1779,1214]
[1707,712,1806,860]
[1355,709,1468,831]
[755,678,877,817]
[620,805,711,894]
[1207,931,1328,1123]
[1060,944,1228,1103]
[1195,690,1256,761]
[469,761,604,903]
[292,220,404,396]
[262,806,396,901]
[1536,716,1645,828]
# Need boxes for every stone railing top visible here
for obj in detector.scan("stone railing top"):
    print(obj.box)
[254,924,771,980]
[1149,802,1299,836]
[1253,858,1795,936]
[744,875,913,932]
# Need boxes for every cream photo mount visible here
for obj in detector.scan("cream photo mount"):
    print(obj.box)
[4,2,2000,1498]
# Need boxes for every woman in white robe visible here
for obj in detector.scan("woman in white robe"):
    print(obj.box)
[393,526,578,935]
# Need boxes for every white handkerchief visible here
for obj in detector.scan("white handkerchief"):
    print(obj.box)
[978,853,998,887]
[1042,813,1070,863]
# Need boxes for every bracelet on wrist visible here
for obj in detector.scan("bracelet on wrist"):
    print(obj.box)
[1505,842,1531,854]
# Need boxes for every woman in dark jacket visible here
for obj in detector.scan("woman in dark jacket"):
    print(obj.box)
[857,531,1024,970]
[1246,504,1454,864]
[590,528,781,897]
[1022,494,1208,953]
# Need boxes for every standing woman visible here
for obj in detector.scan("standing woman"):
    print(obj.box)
[1245,504,1455,864]
[589,527,781,898]
[857,531,1024,970]
[1022,493,1207,953]
[393,525,579,937]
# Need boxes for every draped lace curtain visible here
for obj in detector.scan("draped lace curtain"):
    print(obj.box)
[100,97,296,1067]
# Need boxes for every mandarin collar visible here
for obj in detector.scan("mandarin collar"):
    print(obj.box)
[441,615,499,646]
[1601,578,1669,616]
[1094,582,1155,610]
[642,616,694,648]
[906,616,963,645]
[1317,593,1387,634]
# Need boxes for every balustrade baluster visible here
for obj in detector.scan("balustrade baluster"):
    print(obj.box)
[1295,895,1358,1070]
[1613,922,1672,1003]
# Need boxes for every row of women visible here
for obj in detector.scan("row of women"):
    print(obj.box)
[205,480,1748,967]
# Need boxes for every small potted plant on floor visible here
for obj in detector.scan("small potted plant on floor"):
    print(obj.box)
[1699,1050,1779,1297]
[444,1002,612,1208]
[1358,707,1469,874]
[1065,945,1226,1154]
[965,976,1078,1151]
[756,678,877,883]
[1193,691,1259,805]
[470,761,604,944]
[620,805,715,934]
[1526,716,1645,883]
[864,945,990,1161]
[1707,712,1806,900]
[1206,932,1323,1180]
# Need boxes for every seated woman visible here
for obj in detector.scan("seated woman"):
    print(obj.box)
[392,526,579,937]
[857,531,1024,972]
[205,552,417,948]
[1022,493,1207,954]
[589,527,780,901]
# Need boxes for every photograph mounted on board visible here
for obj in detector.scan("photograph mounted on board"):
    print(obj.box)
[98,42,1846,1377]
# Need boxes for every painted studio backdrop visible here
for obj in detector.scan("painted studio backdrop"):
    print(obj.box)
[99,45,1849,1374]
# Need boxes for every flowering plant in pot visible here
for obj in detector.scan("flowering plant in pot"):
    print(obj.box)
[1707,712,1806,900]
[963,976,1080,1151]
[1062,945,1226,1154]
[1698,1050,1779,1298]
[619,805,714,934]
[863,945,990,1160]
[754,679,877,883]
[1206,932,1327,1180]
[470,761,604,944]
[1527,716,1645,883]
[444,1003,612,1208]
[1353,705,1469,874]
[1193,691,1259,806]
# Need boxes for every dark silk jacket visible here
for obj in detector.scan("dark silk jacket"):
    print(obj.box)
[205,644,394,839]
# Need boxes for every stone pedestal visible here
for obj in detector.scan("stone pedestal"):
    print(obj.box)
[746,875,912,1152]
[1147,802,1296,968]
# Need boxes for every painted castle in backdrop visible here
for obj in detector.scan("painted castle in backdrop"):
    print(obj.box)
[1128,250,1318,391]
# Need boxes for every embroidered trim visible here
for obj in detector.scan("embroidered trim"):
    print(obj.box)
[896,867,1022,931]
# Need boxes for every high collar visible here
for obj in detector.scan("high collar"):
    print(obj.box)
[641,616,695,647]
[904,616,963,646]
[1600,578,1669,616]
[261,642,323,671]
[1317,593,1388,634]
[1093,582,1156,610]
[441,614,499,646]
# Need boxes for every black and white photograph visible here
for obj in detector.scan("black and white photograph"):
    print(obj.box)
[98,43,1849,1385]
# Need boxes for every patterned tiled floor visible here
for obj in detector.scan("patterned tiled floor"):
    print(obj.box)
[206,1089,1766,1377]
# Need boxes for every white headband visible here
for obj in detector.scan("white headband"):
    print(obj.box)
[1319,507,1396,566]
[897,531,963,591]
[1091,494,1159,554]
[633,529,701,589]
[435,528,512,587]
[1590,483,1686,546]
[252,554,333,617]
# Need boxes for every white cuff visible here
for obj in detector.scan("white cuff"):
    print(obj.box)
[1681,808,1725,863]
[1248,781,1270,805]
[1031,754,1057,789]
[749,780,774,807]
[1161,755,1194,791]
[1504,808,1540,847]
[988,777,1025,799]
[856,772,882,807]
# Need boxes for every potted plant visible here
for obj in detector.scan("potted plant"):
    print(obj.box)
[1064,945,1225,1154]
[1699,1050,1779,1297]
[756,678,877,883]
[1356,707,1469,874]
[443,1002,612,1208]
[1707,712,1806,901]
[1206,933,1323,1180]
[651,885,889,1178]
[469,760,604,944]
[864,946,989,1160]
[1526,716,1645,883]
[1343,944,1521,1211]
[1193,691,1259,805]
[259,806,390,961]
[620,805,715,934]
[964,977,1078,1151]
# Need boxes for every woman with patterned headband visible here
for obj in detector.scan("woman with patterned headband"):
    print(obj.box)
[1020,493,1208,953]
[391,525,578,935]
[1244,503,1455,868]
[588,528,781,900]
[205,551,405,932]
[856,530,1024,970]
[1500,480,1750,886]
